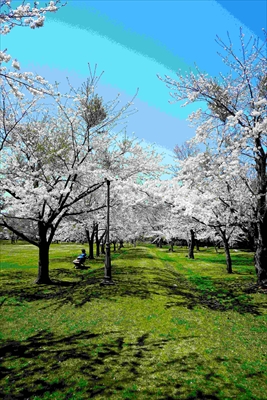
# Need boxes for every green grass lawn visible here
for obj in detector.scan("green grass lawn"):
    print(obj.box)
[1,241,267,399]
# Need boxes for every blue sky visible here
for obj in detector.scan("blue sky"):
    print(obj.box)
[2,0,266,163]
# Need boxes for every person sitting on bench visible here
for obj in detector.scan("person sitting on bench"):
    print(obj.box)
[73,249,87,268]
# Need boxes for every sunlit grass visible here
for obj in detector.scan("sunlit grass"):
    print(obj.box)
[1,241,267,399]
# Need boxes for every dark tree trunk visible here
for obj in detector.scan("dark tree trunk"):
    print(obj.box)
[101,234,106,255]
[119,240,124,249]
[188,229,195,259]
[99,230,106,255]
[11,233,17,244]
[254,146,267,286]
[169,240,174,252]
[96,237,100,257]
[89,238,94,259]
[159,238,163,248]
[95,223,100,257]
[215,241,220,253]
[247,228,256,251]
[242,221,257,251]
[113,241,116,252]
[220,230,232,274]
[35,223,52,284]
[255,213,267,286]
[101,242,106,254]
[96,241,100,257]
[86,225,96,260]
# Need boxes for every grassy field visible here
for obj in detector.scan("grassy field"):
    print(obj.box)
[1,241,267,400]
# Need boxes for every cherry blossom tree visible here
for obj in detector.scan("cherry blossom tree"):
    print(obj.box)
[0,0,64,33]
[0,0,64,92]
[54,163,166,256]
[174,141,257,269]
[181,187,245,273]
[171,140,200,177]
[1,69,153,283]
[153,180,205,256]
[0,1,66,150]
[158,141,256,271]
[159,29,267,286]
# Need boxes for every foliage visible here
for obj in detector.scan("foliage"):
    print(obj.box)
[160,29,267,285]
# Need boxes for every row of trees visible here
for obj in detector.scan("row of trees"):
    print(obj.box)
[0,1,164,283]
[158,29,267,285]
[0,2,266,287]
[0,69,164,283]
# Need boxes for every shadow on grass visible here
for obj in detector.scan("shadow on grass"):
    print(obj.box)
[0,260,263,315]
[197,256,254,268]
[116,246,157,260]
[1,329,232,399]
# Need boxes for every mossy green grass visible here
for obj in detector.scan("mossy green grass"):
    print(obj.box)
[0,241,267,399]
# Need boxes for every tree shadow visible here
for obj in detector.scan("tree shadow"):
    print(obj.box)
[202,256,254,268]
[0,261,263,315]
[0,242,264,317]
[117,246,158,258]
[0,329,238,399]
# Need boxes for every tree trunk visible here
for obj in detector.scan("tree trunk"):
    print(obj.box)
[113,241,116,252]
[119,240,124,249]
[220,230,232,274]
[255,213,267,286]
[89,238,94,259]
[86,226,95,260]
[11,232,17,244]
[101,235,106,255]
[254,147,267,286]
[35,224,51,284]
[247,227,256,251]
[95,223,100,257]
[159,238,163,248]
[99,230,106,255]
[188,229,195,259]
